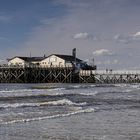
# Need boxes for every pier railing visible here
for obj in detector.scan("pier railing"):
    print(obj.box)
[0,65,74,69]
[80,70,140,75]
[79,70,140,83]
[92,70,140,75]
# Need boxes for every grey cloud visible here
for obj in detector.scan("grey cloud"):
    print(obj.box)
[113,32,140,44]
[73,32,91,39]
[93,49,114,56]
[73,32,98,40]
[133,31,140,37]
[132,31,140,41]
[113,34,131,44]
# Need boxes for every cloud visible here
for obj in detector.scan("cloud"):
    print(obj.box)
[113,34,131,44]
[133,31,140,37]
[73,32,93,39]
[113,31,140,44]
[132,31,140,41]
[93,49,113,56]
[113,33,140,44]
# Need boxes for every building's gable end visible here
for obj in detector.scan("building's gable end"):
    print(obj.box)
[8,57,25,66]
[40,55,65,67]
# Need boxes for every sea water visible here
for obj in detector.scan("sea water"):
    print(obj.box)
[0,83,140,140]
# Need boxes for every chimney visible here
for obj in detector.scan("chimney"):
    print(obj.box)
[72,48,76,64]
[72,48,76,58]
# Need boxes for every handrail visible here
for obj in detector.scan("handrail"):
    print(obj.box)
[80,70,140,75]
[0,65,74,69]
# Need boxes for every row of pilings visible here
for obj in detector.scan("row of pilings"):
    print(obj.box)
[0,67,83,83]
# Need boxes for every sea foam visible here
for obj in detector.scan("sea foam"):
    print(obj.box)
[78,91,98,96]
[40,99,87,106]
[2,107,95,125]
[0,99,87,109]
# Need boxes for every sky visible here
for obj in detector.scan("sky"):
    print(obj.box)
[1,0,140,69]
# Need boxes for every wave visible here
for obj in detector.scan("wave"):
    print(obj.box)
[0,99,87,109]
[121,89,133,93]
[2,107,95,125]
[0,103,41,109]
[0,89,45,93]
[115,83,140,89]
[47,87,66,91]
[78,91,98,96]
[48,92,65,96]
[0,92,66,100]
[40,99,87,106]
[94,84,118,88]
[114,84,128,88]
[63,84,96,90]
[0,89,74,98]
[129,84,140,89]
[98,90,132,94]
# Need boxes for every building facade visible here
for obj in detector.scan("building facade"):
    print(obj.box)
[7,53,96,70]
[8,56,44,67]
[40,54,82,67]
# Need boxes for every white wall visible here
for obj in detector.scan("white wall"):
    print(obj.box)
[8,57,26,66]
[40,55,66,67]
[8,55,74,67]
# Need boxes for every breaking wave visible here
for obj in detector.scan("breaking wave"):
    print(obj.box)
[0,89,44,93]
[0,99,87,109]
[47,87,66,91]
[0,103,40,109]
[122,89,133,93]
[2,107,95,125]
[0,88,65,97]
[40,99,87,106]
[78,91,98,96]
